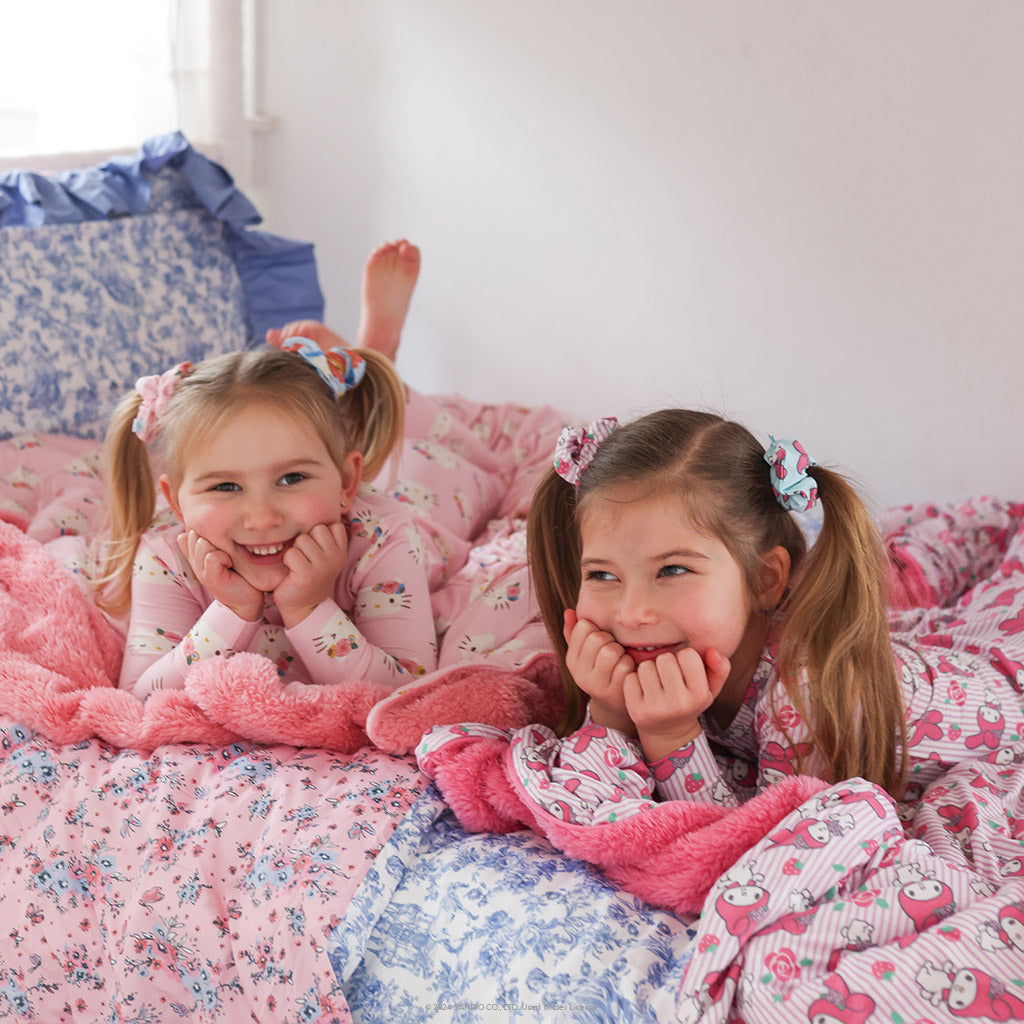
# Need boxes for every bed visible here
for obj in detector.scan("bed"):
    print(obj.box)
[0,135,1021,1024]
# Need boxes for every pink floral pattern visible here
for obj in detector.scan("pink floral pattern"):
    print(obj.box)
[0,721,424,1022]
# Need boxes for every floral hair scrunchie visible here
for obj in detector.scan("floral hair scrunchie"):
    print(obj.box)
[283,337,366,397]
[764,435,818,513]
[131,361,194,443]
[553,417,618,487]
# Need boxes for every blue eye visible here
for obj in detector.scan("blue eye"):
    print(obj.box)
[659,564,690,578]
[279,472,307,486]
[585,570,618,582]
[210,482,240,493]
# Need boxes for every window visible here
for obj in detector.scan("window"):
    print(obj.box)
[0,1,258,179]
[0,2,178,162]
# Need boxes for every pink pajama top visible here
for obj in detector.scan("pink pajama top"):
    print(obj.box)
[121,486,468,699]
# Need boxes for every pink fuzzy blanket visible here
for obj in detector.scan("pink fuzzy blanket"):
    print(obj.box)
[0,521,563,753]
[417,727,829,916]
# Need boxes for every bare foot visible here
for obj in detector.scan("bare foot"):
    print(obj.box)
[356,239,420,361]
[265,320,350,351]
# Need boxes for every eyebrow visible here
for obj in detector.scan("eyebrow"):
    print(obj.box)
[581,548,710,568]
[654,548,710,562]
[191,458,324,485]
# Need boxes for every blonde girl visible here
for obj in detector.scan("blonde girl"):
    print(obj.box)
[102,340,455,698]
[527,410,1024,805]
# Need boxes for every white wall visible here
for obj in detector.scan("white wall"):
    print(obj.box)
[254,1,1023,511]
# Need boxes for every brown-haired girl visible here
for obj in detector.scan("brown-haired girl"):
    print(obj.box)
[522,410,1024,806]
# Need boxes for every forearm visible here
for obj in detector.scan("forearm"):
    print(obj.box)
[286,597,437,688]
[123,602,262,698]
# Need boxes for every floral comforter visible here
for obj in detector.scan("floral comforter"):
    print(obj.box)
[0,721,424,1021]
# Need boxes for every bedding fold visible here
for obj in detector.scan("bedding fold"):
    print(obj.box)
[0,519,562,752]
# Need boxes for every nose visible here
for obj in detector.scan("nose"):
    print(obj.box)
[242,494,283,532]
[615,583,658,629]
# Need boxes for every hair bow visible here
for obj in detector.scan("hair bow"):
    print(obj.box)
[131,361,193,443]
[764,435,818,513]
[283,338,366,397]
[553,417,618,486]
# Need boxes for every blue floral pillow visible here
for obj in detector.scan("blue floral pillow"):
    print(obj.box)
[0,209,248,439]
[0,132,324,441]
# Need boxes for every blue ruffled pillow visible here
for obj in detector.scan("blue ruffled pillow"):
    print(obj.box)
[0,132,324,440]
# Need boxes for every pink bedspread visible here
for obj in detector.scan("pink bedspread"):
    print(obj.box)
[0,720,423,1021]
[7,426,1023,1022]
[0,510,563,756]
[418,493,1024,1023]
[0,463,429,1019]
[0,406,566,756]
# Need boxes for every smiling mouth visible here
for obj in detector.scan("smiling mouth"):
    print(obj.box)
[623,643,683,664]
[240,539,293,561]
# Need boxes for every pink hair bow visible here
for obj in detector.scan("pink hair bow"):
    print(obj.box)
[131,361,193,443]
[553,417,618,486]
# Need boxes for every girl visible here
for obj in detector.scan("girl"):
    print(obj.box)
[102,338,465,699]
[522,409,1024,807]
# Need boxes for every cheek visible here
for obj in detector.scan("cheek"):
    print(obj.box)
[302,491,344,524]
[174,498,204,530]
[675,592,748,649]
[574,590,609,626]
[179,501,233,543]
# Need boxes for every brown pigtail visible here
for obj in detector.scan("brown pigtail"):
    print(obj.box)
[526,466,586,732]
[340,349,407,483]
[776,465,907,795]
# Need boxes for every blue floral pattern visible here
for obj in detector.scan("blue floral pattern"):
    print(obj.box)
[0,208,249,440]
[329,786,696,1023]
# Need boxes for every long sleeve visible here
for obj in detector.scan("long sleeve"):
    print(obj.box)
[649,639,822,807]
[283,510,441,684]
[648,734,743,807]
[119,489,460,698]
[120,533,262,699]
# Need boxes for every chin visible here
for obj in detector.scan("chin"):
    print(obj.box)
[235,567,285,595]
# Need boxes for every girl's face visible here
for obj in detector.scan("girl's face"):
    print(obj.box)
[161,401,361,593]
[576,489,768,681]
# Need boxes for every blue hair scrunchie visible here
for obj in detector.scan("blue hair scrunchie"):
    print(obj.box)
[282,337,366,397]
[764,435,818,513]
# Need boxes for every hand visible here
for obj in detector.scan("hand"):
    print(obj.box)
[272,521,349,628]
[625,647,731,762]
[177,529,263,622]
[563,609,637,736]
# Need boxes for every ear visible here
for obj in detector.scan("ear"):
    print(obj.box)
[757,545,791,611]
[339,450,363,510]
[159,474,183,523]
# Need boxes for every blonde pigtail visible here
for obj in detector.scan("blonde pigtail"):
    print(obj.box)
[342,349,407,483]
[94,391,159,616]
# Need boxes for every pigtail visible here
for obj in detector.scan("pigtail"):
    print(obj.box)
[341,349,407,482]
[775,465,907,795]
[526,466,585,733]
[94,390,158,616]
